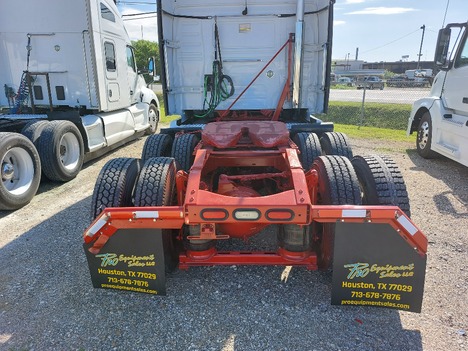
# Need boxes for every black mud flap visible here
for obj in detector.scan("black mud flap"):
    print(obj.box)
[331,222,426,312]
[83,229,167,295]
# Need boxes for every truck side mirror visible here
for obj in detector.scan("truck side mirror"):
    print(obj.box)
[148,57,154,74]
[434,27,451,68]
[147,57,160,81]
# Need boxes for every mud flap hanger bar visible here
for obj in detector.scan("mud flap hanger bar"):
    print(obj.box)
[84,205,427,256]
[84,207,185,254]
[312,205,427,256]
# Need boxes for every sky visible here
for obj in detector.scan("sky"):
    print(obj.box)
[117,0,466,63]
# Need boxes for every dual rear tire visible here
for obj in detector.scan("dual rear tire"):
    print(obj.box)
[37,120,84,182]
[312,155,361,270]
[311,153,410,270]
[0,132,41,210]
[0,120,85,210]
[351,154,411,217]
[91,132,202,270]
[91,156,179,272]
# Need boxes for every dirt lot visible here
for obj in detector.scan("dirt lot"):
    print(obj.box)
[0,131,467,350]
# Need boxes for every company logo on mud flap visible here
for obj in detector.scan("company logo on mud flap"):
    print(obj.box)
[96,253,156,268]
[344,262,415,279]
[96,253,119,267]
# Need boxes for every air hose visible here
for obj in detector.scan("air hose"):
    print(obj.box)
[196,60,234,118]
[195,21,234,118]
[11,72,31,114]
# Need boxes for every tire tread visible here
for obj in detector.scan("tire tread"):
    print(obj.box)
[141,134,173,162]
[352,154,411,217]
[90,157,140,219]
[171,134,199,172]
[320,132,353,159]
[293,132,322,170]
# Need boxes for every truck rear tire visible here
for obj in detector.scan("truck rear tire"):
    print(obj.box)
[21,120,49,145]
[351,154,411,217]
[416,112,438,159]
[312,155,361,270]
[145,103,159,135]
[134,157,179,272]
[292,132,322,171]
[0,132,41,210]
[171,133,199,172]
[37,120,84,181]
[320,132,353,158]
[141,133,173,162]
[90,157,141,219]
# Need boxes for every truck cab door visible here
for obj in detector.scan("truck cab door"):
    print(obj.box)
[439,32,468,153]
[443,33,468,115]
[103,40,122,108]
[126,45,146,127]
[126,46,139,105]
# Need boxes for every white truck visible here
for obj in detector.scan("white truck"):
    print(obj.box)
[408,22,468,166]
[0,0,159,210]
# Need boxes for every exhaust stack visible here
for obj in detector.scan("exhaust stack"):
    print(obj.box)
[292,0,305,109]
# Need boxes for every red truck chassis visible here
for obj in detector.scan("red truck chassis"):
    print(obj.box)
[84,120,427,271]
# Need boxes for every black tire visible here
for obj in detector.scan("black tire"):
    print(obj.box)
[90,157,141,219]
[134,157,179,272]
[320,132,353,158]
[145,103,159,135]
[416,112,438,158]
[0,132,41,210]
[141,133,173,162]
[21,120,49,145]
[292,132,322,171]
[171,133,199,172]
[37,120,84,181]
[351,154,411,217]
[312,155,361,270]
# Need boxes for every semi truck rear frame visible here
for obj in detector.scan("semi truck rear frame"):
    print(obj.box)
[83,0,427,312]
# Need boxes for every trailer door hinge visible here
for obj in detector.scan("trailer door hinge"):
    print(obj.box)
[164,40,180,49]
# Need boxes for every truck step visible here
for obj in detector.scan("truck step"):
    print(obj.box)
[436,141,458,154]
[0,114,48,120]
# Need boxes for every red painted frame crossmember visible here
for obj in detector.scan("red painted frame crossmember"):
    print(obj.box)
[179,248,317,270]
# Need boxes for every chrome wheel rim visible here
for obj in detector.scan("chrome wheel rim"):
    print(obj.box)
[1,147,34,195]
[59,132,80,170]
[418,121,430,150]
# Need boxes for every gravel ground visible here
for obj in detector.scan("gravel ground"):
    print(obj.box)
[0,130,467,351]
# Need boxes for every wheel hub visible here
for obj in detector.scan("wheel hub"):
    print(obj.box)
[2,162,14,181]
[418,121,430,149]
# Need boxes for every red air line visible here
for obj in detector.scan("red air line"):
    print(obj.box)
[219,35,294,119]
[272,33,294,121]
